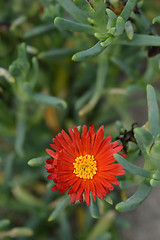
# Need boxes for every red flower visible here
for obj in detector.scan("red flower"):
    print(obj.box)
[45,124,126,206]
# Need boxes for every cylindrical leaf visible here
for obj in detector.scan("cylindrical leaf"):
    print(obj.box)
[125,21,134,40]
[116,181,152,212]
[38,48,74,60]
[54,17,95,34]
[134,127,155,154]
[48,196,70,221]
[89,197,100,219]
[72,41,106,62]
[24,24,55,39]
[147,84,160,137]
[28,156,48,167]
[115,16,125,36]
[114,154,152,178]
[31,93,67,110]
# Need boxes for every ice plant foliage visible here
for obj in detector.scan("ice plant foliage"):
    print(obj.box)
[45,124,126,206]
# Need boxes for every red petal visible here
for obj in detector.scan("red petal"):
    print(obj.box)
[79,194,83,204]
[88,123,95,150]
[108,169,125,175]
[93,179,106,196]
[96,135,112,156]
[85,181,90,206]
[47,173,56,180]
[92,126,104,155]
[56,133,76,158]
[74,126,84,155]
[68,179,82,194]
[45,164,52,170]
[46,149,58,159]
[46,158,54,164]
[95,188,104,200]
[68,128,80,155]
[83,132,91,154]
[98,177,114,190]
[70,193,77,204]
[98,163,124,171]
[76,181,85,200]
[81,125,87,142]
[60,184,70,194]
[52,185,60,191]
[109,179,120,185]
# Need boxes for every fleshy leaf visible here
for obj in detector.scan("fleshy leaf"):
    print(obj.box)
[48,196,70,221]
[72,41,106,62]
[31,93,67,110]
[116,181,152,212]
[147,84,160,138]
[134,128,155,154]
[57,0,88,24]
[125,21,134,40]
[28,156,48,167]
[118,34,160,46]
[73,0,95,17]
[38,48,74,60]
[54,17,96,34]
[24,24,55,39]
[114,154,152,178]
[120,0,138,22]
[106,8,117,29]
[115,16,125,36]
[89,197,100,219]
[152,16,160,24]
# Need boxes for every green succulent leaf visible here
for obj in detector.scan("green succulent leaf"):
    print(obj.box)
[24,24,55,39]
[57,0,88,24]
[134,128,155,154]
[73,0,95,17]
[152,16,160,24]
[38,48,75,60]
[120,0,138,22]
[114,154,152,178]
[147,84,160,138]
[116,181,152,212]
[125,21,134,40]
[72,41,106,61]
[54,17,96,34]
[48,196,70,221]
[31,93,67,110]
[106,8,117,29]
[89,197,100,219]
[118,34,160,46]
[28,156,48,167]
[115,16,125,36]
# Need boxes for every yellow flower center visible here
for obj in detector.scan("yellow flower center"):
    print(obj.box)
[73,154,97,181]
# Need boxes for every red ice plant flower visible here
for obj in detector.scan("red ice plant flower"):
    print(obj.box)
[45,124,126,206]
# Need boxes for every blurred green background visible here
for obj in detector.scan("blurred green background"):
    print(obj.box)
[0,0,160,239]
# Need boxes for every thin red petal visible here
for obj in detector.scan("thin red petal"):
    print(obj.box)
[92,126,104,155]
[73,126,84,155]
[85,181,90,206]
[70,193,77,204]
[46,149,58,159]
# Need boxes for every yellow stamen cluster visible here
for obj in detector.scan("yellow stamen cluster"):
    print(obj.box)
[73,154,97,181]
